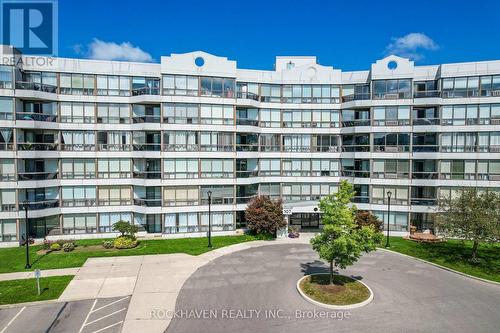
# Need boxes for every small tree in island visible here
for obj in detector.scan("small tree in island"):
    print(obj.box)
[245,196,286,236]
[311,180,382,284]
[436,188,500,262]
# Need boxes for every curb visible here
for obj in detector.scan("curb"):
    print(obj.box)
[0,298,65,310]
[296,274,373,310]
[378,248,500,286]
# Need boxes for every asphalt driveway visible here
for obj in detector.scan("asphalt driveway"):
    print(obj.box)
[167,244,500,333]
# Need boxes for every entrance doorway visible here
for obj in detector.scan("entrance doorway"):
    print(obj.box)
[289,213,321,230]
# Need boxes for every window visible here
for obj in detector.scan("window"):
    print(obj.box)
[282,183,337,201]
[201,185,234,204]
[0,159,15,181]
[0,189,16,212]
[60,102,94,123]
[200,132,234,151]
[372,160,409,178]
[311,159,340,176]
[412,133,438,152]
[372,186,409,205]
[61,131,95,151]
[163,187,199,206]
[61,159,95,179]
[98,186,131,206]
[282,85,340,103]
[236,82,259,100]
[342,159,370,177]
[341,134,370,152]
[163,75,198,95]
[200,77,235,98]
[0,128,14,150]
[373,133,410,152]
[260,134,281,151]
[132,104,161,123]
[373,106,410,126]
[163,103,199,124]
[0,97,13,120]
[312,135,339,152]
[60,73,89,95]
[61,186,96,206]
[200,104,233,125]
[62,214,97,234]
[259,109,281,127]
[97,131,131,151]
[133,186,161,206]
[0,66,13,89]
[97,75,131,96]
[99,212,132,233]
[29,215,60,238]
[259,159,280,176]
[372,79,411,99]
[0,220,16,241]
[341,109,370,127]
[283,135,311,152]
[260,84,281,102]
[373,211,408,231]
[164,159,198,178]
[200,159,233,178]
[283,159,311,176]
[236,108,259,126]
[259,183,280,199]
[200,212,233,231]
[97,104,130,123]
[442,76,480,98]
[97,159,131,178]
[131,77,160,95]
[163,131,198,151]
[441,132,481,152]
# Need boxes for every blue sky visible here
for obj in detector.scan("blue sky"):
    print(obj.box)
[58,0,500,70]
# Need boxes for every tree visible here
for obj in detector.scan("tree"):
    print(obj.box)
[311,180,382,284]
[436,188,500,262]
[355,211,383,231]
[245,196,285,235]
[112,220,139,239]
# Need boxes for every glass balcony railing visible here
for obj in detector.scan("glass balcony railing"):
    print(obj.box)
[414,90,441,98]
[15,81,57,93]
[18,171,58,181]
[16,112,57,122]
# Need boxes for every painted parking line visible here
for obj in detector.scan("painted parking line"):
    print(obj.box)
[90,321,123,333]
[84,308,127,327]
[79,297,129,333]
[79,299,98,333]
[0,307,25,333]
[90,296,129,314]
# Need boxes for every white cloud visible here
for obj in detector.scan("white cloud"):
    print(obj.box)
[78,39,154,62]
[385,33,439,61]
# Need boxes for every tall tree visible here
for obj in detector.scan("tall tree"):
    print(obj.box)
[311,180,382,284]
[436,188,500,261]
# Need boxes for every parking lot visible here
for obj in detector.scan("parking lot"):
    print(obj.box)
[0,296,130,333]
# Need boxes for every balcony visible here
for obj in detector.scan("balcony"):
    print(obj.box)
[97,144,132,151]
[236,119,259,126]
[133,144,161,151]
[15,81,57,93]
[0,143,14,150]
[412,118,440,126]
[372,119,410,126]
[201,197,234,205]
[372,172,409,179]
[414,90,441,98]
[373,92,411,100]
[18,171,58,181]
[200,145,234,152]
[61,199,96,207]
[342,170,370,178]
[341,119,371,127]
[61,144,95,151]
[411,198,437,206]
[20,199,59,210]
[341,146,370,152]
[0,173,16,181]
[374,145,410,153]
[134,198,162,207]
[341,93,371,102]
[132,87,160,96]
[236,144,259,152]
[236,91,260,101]
[163,144,199,152]
[236,170,259,178]
[133,171,161,179]
[132,116,161,123]
[412,145,439,153]
[412,172,438,180]
[18,143,58,151]
[16,112,57,122]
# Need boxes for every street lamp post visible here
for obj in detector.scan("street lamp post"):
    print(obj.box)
[24,200,31,269]
[385,191,392,248]
[207,190,212,248]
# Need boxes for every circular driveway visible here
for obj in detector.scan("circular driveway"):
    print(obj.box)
[167,244,500,333]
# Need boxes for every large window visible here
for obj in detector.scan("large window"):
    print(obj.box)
[200,77,235,98]
[412,133,438,152]
[260,134,281,151]
[164,213,200,233]
[479,75,500,97]
[312,135,339,152]
[373,79,411,99]
[97,75,130,96]
[60,73,95,95]
[341,134,370,152]
[372,160,409,179]
[200,104,233,125]
[440,160,476,180]
[0,159,15,181]
[200,132,234,151]
[0,97,13,120]
[200,212,233,231]
[162,75,198,96]
[61,186,96,207]
[259,159,280,176]
[131,77,159,95]
[0,65,13,89]
[283,135,311,152]
[60,102,94,123]
[342,159,370,177]
[61,131,95,151]
[200,159,234,178]
[97,131,131,151]
[98,186,131,206]
[0,128,14,150]
[201,185,234,204]
[282,85,340,103]
[61,159,95,179]
[259,183,281,200]
[236,82,259,100]
[19,71,57,92]
[259,109,281,127]
[442,77,479,98]
[0,189,16,211]
[62,214,97,234]
[164,159,198,178]
[0,220,16,241]
[372,186,409,205]
[163,131,198,151]
[97,104,130,124]
[373,106,410,126]
[97,159,131,178]
[163,187,199,206]
[373,133,410,152]
[282,183,337,201]
[132,104,161,123]
[260,84,281,102]
[99,212,132,233]
[374,211,409,232]
[163,103,198,124]
[29,215,60,238]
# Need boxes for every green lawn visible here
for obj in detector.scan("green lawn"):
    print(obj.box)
[0,234,270,274]
[0,276,74,305]
[384,237,500,283]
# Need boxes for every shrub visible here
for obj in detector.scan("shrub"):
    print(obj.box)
[102,241,114,249]
[113,236,138,249]
[245,196,285,235]
[50,243,61,251]
[112,220,139,238]
[62,242,75,252]
[355,211,383,231]
[43,239,54,250]
[288,226,300,238]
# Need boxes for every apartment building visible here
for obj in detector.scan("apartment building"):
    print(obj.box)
[0,46,499,246]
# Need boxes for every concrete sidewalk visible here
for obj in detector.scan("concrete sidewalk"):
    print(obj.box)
[0,267,80,281]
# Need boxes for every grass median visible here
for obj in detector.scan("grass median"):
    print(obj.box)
[0,234,271,274]
[0,275,74,305]
[384,237,500,283]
